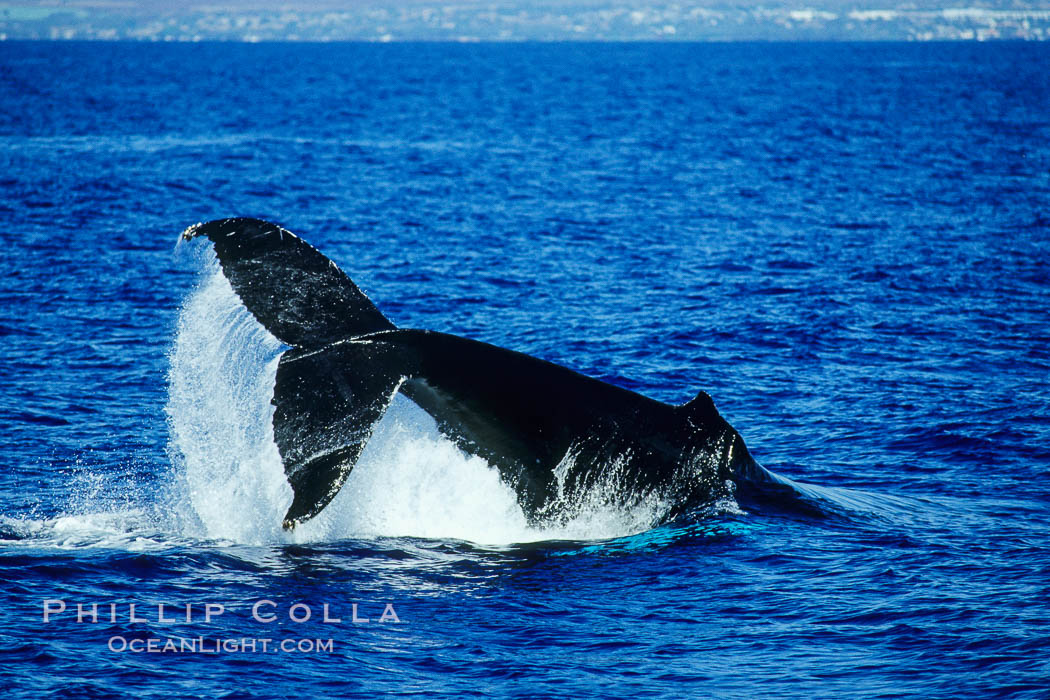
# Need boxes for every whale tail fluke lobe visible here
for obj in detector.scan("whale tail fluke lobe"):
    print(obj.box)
[181,218,395,349]
[274,343,406,529]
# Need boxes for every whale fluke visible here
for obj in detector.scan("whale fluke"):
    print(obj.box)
[181,218,763,530]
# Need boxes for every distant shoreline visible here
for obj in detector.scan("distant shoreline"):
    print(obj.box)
[4,4,1049,43]
[2,37,1049,44]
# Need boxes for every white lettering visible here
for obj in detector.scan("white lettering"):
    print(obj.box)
[379,604,401,623]
[129,604,147,623]
[252,600,277,623]
[42,599,66,622]
[322,604,341,623]
[204,603,224,622]
[76,603,98,623]
[157,604,175,624]
[289,603,311,623]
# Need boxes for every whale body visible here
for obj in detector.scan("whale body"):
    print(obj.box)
[182,218,774,530]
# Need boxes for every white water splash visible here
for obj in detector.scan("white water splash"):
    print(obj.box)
[166,259,290,544]
[163,260,668,545]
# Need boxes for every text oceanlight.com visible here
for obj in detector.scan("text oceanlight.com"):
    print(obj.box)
[108,636,336,654]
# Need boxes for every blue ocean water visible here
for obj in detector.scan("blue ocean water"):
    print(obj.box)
[2,40,1049,697]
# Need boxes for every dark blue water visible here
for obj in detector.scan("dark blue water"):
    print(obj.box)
[2,41,1049,698]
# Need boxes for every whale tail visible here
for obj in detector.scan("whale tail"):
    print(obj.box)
[182,218,762,531]
[182,218,400,528]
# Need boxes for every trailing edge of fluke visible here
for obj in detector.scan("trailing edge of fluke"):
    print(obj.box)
[181,217,775,530]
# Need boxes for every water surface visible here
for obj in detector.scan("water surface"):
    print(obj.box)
[1,41,1049,698]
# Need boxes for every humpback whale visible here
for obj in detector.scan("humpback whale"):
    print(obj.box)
[182,218,775,530]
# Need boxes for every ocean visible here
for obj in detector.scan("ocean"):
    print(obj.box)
[1,41,1049,697]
